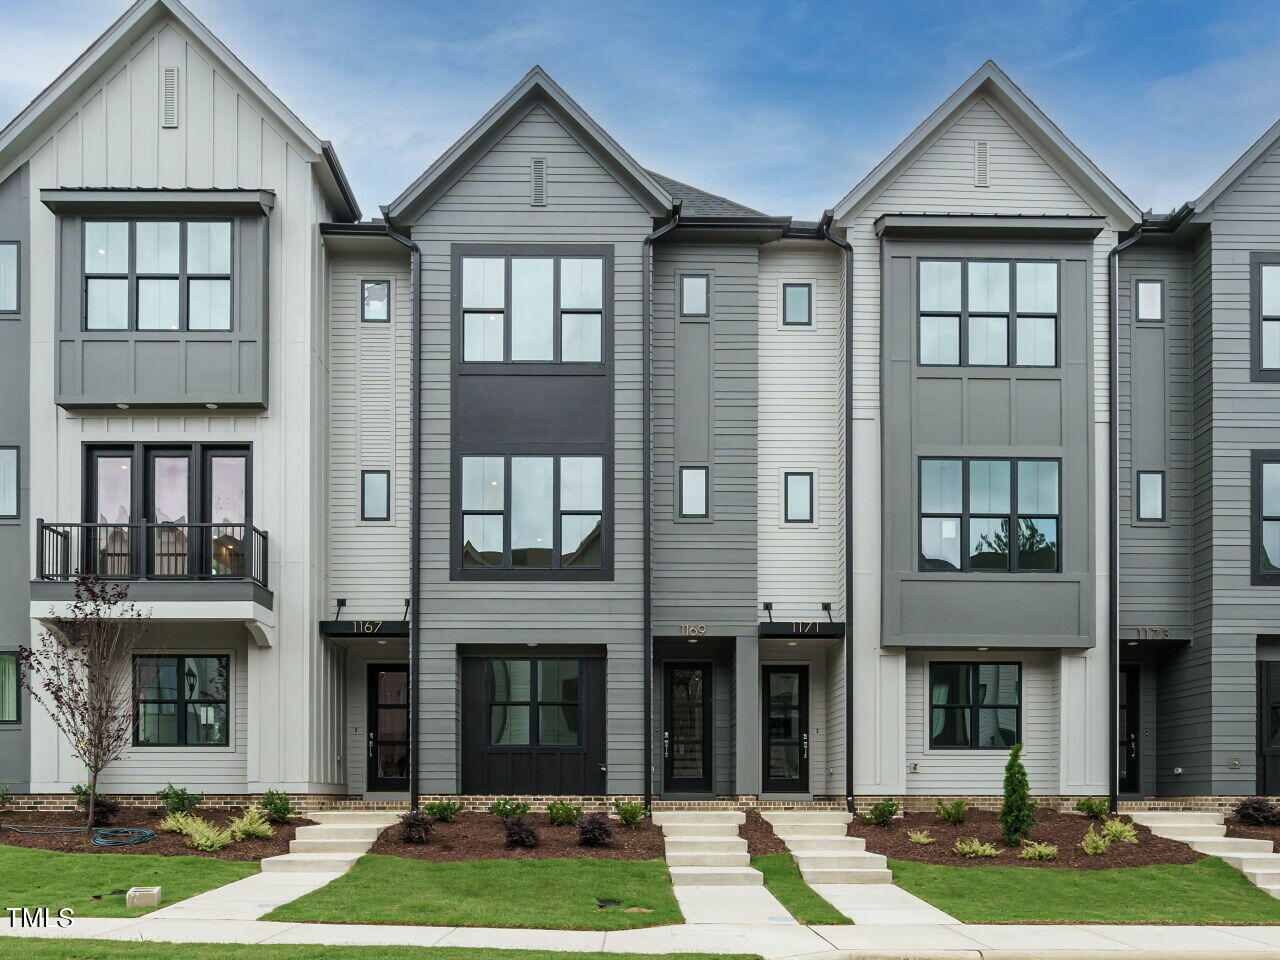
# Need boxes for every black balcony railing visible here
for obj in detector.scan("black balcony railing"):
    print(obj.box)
[36,520,268,588]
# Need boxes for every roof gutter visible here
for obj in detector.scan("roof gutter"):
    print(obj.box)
[819,208,856,815]
[642,200,682,809]
[320,142,361,223]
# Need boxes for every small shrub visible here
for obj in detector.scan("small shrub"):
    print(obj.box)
[612,800,646,827]
[490,798,531,820]
[547,800,584,826]
[183,818,234,851]
[158,812,196,835]
[953,837,999,858]
[1101,816,1139,845]
[502,816,539,848]
[423,800,463,823]
[1074,796,1110,820]
[71,785,119,826]
[156,783,203,816]
[906,829,935,845]
[935,799,967,825]
[1234,796,1280,826]
[399,809,434,844]
[1019,840,1058,861]
[862,798,900,827]
[229,807,274,841]
[0,785,13,808]
[578,813,614,847]
[258,790,299,824]
[999,744,1036,846]
[1080,826,1112,855]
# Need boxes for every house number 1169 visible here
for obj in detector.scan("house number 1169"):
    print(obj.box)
[680,624,707,637]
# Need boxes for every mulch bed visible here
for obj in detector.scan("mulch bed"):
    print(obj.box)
[368,811,666,861]
[741,809,786,856]
[1225,817,1280,843]
[855,808,1206,869]
[0,807,312,860]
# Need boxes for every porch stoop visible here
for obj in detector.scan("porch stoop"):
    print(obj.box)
[1130,811,1280,899]
[260,810,399,874]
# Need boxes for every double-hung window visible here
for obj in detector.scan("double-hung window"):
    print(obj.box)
[929,661,1021,749]
[919,457,1060,572]
[918,259,1058,367]
[1253,451,1280,584]
[488,658,581,746]
[84,219,232,331]
[459,454,604,572]
[0,241,17,313]
[134,654,229,746]
[1254,255,1280,378]
[461,253,605,363]
[0,651,17,723]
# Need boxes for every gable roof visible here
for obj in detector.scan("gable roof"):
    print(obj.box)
[832,60,1140,226]
[387,66,672,221]
[0,0,359,220]
[646,171,763,217]
[1193,114,1280,214]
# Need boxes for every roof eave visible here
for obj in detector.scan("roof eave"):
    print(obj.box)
[1193,114,1280,214]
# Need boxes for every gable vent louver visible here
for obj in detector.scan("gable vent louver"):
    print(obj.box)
[530,157,547,206]
[161,67,179,129]
[974,139,989,187]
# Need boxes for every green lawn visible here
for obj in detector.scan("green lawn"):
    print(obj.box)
[10,943,757,960]
[0,844,256,918]
[264,855,683,930]
[891,856,1280,924]
[750,854,847,925]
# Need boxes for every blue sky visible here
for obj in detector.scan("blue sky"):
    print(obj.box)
[3,0,1279,219]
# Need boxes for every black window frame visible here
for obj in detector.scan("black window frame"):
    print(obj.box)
[918,456,1062,573]
[1135,470,1166,522]
[0,445,17,519]
[133,653,230,747]
[1135,278,1164,323]
[917,258,1060,369]
[1252,253,1280,382]
[454,453,610,580]
[783,470,814,524]
[485,657,582,748]
[1252,449,1280,585]
[928,661,1022,750]
[782,282,812,327]
[82,218,235,333]
[360,279,391,323]
[0,240,18,316]
[679,273,711,318]
[360,469,391,522]
[0,650,18,724]
[679,465,710,519]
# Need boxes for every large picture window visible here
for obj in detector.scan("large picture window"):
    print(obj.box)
[919,457,1060,572]
[918,259,1058,367]
[929,662,1021,750]
[487,658,581,747]
[84,219,233,332]
[134,654,229,746]
[0,652,18,723]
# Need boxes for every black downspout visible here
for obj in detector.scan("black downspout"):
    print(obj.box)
[820,210,856,815]
[382,220,422,811]
[642,201,681,809]
[1109,225,1143,814]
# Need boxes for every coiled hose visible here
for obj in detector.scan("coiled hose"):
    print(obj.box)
[1,823,156,846]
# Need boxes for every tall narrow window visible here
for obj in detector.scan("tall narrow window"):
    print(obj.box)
[361,280,390,322]
[1136,280,1163,322]
[680,466,708,518]
[0,651,17,722]
[0,242,17,313]
[134,654,229,746]
[361,470,390,521]
[782,283,812,326]
[919,260,960,365]
[1136,471,1165,521]
[1255,257,1280,376]
[680,275,709,317]
[1254,452,1280,584]
[462,257,505,362]
[784,471,814,523]
[0,446,15,519]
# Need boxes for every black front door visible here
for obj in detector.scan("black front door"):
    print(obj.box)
[762,665,809,793]
[1118,664,1140,795]
[1259,661,1280,795]
[664,662,713,794]
[367,665,410,792]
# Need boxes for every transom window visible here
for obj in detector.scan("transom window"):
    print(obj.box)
[461,254,604,363]
[929,662,1021,749]
[84,219,232,331]
[460,454,603,571]
[0,241,17,313]
[487,658,581,746]
[918,259,1058,367]
[134,654,229,746]
[919,457,1061,572]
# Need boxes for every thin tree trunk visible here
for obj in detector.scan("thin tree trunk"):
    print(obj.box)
[86,772,97,839]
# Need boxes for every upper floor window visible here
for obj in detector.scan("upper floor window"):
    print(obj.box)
[362,280,390,322]
[1136,471,1165,522]
[134,654,229,746]
[929,661,1020,749]
[361,469,390,521]
[918,259,1058,368]
[680,275,709,317]
[1254,255,1280,377]
[1253,451,1280,585]
[919,457,1060,573]
[461,253,604,363]
[0,242,17,313]
[1136,280,1163,322]
[0,651,17,723]
[459,454,604,573]
[0,446,16,519]
[784,471,814,523]
[84,219,232,332]
[783,283,811,326]
[679,466,709,518]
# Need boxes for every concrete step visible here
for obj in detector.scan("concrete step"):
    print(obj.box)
[294,824,386,841]
[665,850,750,867]
[1129,812,1224,827]
[793,851,888,870]
[800,866,893,884]
[664,837,747,853]
[651,811,745,826]
[660,822,741,837]
[667,865,762,886]
[784,835,866,853]
[306,811,402,826]
[1254,882,1280,900]
[764,812,853,826]
[1215,851,1280,871]
[1152,824,1228,839]
[1187,837,1274,855]
[770,822,850,837]
[261,852,364,873]
[289,838,372,854]
[1243,866,1280,884]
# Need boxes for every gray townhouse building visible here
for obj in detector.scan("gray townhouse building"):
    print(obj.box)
[2,0,1280,813]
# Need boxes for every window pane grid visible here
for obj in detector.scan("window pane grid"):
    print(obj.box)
[929,661,1021,749]
[1259,457,1280,575]
[487,659,581,747]
[1262,265,1280,370]
[133,654,229,747]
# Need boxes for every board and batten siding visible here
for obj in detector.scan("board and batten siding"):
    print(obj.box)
[409,100,650,794]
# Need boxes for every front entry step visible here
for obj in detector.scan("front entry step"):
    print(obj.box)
[1131,809,1280,900]
[668,865,763,886]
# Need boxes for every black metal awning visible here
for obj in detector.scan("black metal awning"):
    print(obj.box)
[319,619,409,638]
[758,620,845,639]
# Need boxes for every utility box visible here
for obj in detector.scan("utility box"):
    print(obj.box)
[126,886,162,908]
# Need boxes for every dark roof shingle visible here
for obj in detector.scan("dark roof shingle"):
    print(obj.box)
[647,170,764,217]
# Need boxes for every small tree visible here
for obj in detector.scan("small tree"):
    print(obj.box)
[20,576,148,834]
[999,742,1036,846]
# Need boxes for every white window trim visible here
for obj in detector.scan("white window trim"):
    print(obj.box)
[918,651,1027,758]
[777,465,820,528]
[127,647,238,755]
[776,278,818,331]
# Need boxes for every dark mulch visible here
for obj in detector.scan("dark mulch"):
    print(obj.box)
[0,807,311,860]
[368,811,666,861]
[855,808,1206,870]
[1225,817,1280,843]
[741,809,786,856]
